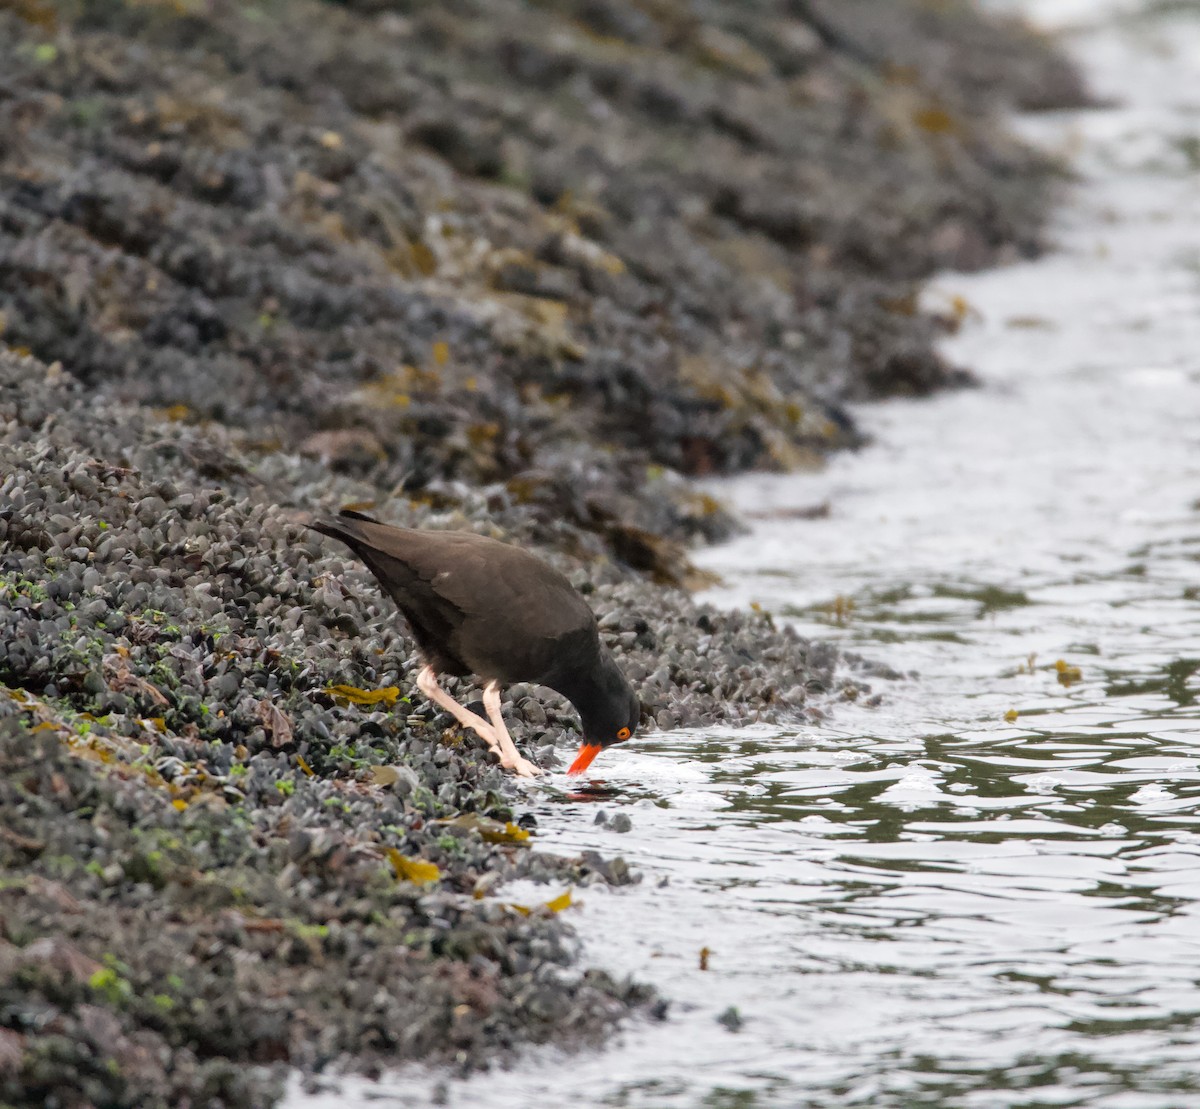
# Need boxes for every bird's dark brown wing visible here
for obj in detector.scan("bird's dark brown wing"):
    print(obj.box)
[312,516,599,684]
[433,543,602,685]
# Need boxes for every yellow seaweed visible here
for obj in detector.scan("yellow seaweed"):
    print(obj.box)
[435,813,532,845]
[1054,659,1083,687]
[324,685,400,708]
[508,890,572,916]
[386,848,440,885]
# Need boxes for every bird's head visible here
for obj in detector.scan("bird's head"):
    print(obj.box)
[567,680,641,776]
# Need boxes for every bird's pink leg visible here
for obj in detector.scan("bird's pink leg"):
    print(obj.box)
[415,665,502,755]
[482,681,543,778]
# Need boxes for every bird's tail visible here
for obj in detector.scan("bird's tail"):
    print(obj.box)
[306,507,381,548]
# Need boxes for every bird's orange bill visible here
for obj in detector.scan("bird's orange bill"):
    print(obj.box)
[567,743,603,776]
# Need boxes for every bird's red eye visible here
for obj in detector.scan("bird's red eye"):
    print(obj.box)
[617,726,631,741]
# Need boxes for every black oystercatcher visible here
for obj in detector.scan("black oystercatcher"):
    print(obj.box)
[309,510,640,778]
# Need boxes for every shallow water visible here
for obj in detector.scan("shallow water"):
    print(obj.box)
[291,3,1200,1106]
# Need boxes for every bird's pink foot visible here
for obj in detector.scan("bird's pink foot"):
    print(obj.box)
[416,665,499,747]
[501,752,543,778]
[484,681,543,778]
[417,667,541,776]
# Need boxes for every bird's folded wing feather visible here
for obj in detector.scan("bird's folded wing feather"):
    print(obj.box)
[350,525,595,642]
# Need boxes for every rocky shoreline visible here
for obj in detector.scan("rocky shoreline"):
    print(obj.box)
[0,1,1084,1104]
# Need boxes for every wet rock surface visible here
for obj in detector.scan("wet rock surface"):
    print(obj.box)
[0,0,1083,569]
[0,0,1084,1104]
[0,349,858,1105]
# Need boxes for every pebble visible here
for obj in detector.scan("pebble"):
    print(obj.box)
[717,1006,744,1032]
